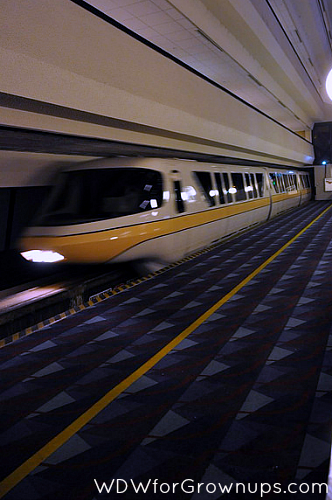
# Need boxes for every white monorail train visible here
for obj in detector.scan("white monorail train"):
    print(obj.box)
[20,158,312,266]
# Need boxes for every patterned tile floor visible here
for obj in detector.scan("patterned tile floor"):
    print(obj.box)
[1,201,332,499]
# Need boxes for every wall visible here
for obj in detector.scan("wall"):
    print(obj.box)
[0,0,313,171]
[314,165,332,200]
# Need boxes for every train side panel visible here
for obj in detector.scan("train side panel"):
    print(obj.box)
[19,158,312,266]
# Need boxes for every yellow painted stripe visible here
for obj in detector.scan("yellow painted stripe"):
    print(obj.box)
[20,197,271,262]
[272,193,296,203]
[1,202,330,498]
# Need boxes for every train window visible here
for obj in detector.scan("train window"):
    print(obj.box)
[294,175,299,190]
[194,172,216,207]
[245,173,258,198]
[256,173,264,197]
[222,173,233,203]
[283,174,290,192]
[288,174,297,192]
[173,180,185,213]
[295,175,300,190]
[251,174,258,197]
[301,174,310,188]
[231,173,246,201]
[34,168,163,225]
[244,173,254,199]
[269,173,279,193]
[278,173,286,193]
[271,173,282,193]
[214,173,226,204]
[269,173,286,193]
[286,174,295,192]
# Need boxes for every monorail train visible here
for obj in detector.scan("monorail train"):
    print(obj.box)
[19,158,312,267]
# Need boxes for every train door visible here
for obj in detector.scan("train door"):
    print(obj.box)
[170,168,216,257]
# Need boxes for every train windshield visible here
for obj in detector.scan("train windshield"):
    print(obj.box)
[34,168,163,226]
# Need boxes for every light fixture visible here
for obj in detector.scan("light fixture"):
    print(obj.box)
[21,250,65,263]
[326,69,332,101]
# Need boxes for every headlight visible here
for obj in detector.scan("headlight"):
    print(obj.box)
[21,250,65,263]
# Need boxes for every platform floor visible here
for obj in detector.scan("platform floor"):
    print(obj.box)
[1,201,332,499]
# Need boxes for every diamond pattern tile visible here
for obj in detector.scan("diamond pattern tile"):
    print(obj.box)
[1,202,332,499]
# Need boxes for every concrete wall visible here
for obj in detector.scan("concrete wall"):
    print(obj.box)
[314,165,332,200]
[0,0,313,185]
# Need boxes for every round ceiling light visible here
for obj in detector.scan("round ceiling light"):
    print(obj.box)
[326,69,332,101]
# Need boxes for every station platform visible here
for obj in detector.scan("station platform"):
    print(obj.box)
[1,200,332,499]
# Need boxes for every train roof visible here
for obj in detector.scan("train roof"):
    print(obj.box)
[60,157,309,173]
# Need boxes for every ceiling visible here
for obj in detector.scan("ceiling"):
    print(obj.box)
[82,0,332,136]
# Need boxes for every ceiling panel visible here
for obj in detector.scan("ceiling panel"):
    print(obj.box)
[84,0,332,133]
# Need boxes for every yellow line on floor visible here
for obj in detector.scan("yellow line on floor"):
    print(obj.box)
[1,202,331,498]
